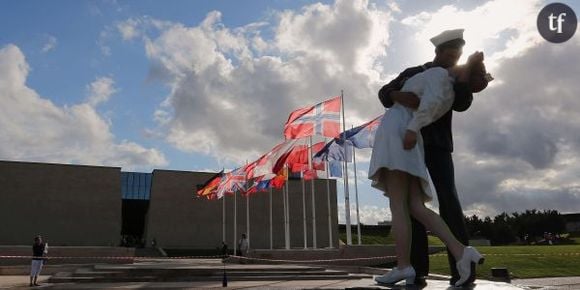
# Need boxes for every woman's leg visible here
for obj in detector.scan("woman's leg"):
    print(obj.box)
[385,170,412,268]
[407,177,464,260]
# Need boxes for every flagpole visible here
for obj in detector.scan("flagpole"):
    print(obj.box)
[245,161,250,250]
[269,187,273,249]
[308,136,317,248]
[341,90,353,245]
[325,160,333,248]
[222,189,226,244]
[234,190,237,256]
[282,181,288,249]
[352,129,361,245]
[301,171,308,249]
[285,165,291,249]
[246,191,250,249]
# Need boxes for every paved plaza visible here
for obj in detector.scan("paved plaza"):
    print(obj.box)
[1,259,579,289]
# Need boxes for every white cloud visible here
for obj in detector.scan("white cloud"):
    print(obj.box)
[367,0,580,218]
[0,44,167,170]
[41,35,57,53]
[113,0,580,218]
[87,76,116,106]
[117,18,143,41]
[125,0,392,166]
[98,30,112,56]
[338,202,391,225]
[451,36,580,217]
[400,0,544,70]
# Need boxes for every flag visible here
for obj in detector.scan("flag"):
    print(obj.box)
[346,115,382,149]
[280,142,325,173]
[313,138,353,163]
[242,160,259,180]
[253,139,301,179]
[269,166,288,189]
[284,96,341,139]
[303,169,318,180]
[256,178,271,191]
[329,161,343,178]
[216,167,247,198]
[245,176,271,195]
[196,170,224,199]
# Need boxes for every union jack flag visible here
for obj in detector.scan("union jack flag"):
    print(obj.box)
[284,96,341,139]
[216,167,247,198]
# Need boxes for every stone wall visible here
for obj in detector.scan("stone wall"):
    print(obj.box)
[0,161,122,246]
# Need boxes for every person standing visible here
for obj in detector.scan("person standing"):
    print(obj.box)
[221,241,228,256]
[238,234,249,257]
[377,29,480,286]
[30,235,47,287]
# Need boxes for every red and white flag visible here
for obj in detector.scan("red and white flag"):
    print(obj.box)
[284,96,341,139]
[252,139,302,179]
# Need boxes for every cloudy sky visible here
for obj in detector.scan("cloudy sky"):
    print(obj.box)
[1,0,579,224]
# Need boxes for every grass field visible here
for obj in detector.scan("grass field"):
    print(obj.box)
[339,231,580,279]
[338,232,444,246]
[429,245,580,279]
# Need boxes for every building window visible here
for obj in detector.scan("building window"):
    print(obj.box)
[121,172,152,200]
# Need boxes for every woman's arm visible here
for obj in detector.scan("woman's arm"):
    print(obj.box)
[407,68,454,133]
[404,68,455,150]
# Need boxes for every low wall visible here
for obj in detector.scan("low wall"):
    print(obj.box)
[0,246,135,266]
[245,245,446,266]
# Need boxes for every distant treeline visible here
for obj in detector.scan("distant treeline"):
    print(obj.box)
[339,209,573,246]
[463,209,568,245]
[338,224,391,236]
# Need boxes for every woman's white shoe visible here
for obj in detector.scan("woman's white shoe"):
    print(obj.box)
[455,246,485,287]
[374,266,416,285]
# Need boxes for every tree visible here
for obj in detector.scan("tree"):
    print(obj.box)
[463,209,566,245]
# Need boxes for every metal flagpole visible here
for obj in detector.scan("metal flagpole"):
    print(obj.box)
[325,160,333,248]
[352,131,362,245]
[245,161,250,249]
[301,171,307,249]
[222,191,226,244]
[341,90,353,245]
[282,180,289,249]
[308,136,317,248]
[285,165,291,249]
[269,187,273,249]
[234,190,237,256]
[246,190,250,249]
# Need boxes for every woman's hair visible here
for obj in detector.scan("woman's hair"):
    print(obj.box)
[469,61,492,93]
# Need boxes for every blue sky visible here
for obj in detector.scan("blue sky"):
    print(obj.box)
[1,0,580,224]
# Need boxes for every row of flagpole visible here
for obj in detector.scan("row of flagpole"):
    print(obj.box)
[220,170,335,251]
[199,91,381,249]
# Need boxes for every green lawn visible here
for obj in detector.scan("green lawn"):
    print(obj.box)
[338,232,444,246]
[429,245,580,279]
[339,231,580,279]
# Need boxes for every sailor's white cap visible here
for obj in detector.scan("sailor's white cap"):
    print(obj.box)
[430,29,465,47]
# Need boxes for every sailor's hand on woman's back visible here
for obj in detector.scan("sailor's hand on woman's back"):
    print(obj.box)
[390,91,420,109]
[403,130,418,150]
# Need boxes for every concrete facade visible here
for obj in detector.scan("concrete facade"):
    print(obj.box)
[145,169,339,249]
[0,160,122,246]
[1,160,339,249]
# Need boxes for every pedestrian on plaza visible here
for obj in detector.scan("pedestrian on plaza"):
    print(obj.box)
[30,235,47,287]
[238,234,249,257]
